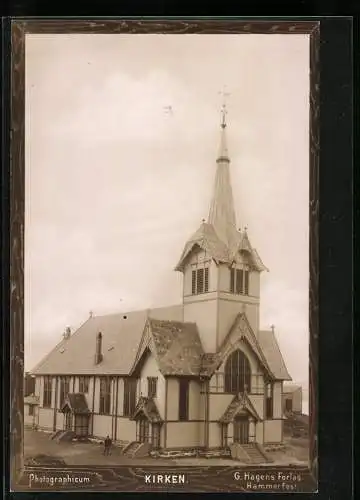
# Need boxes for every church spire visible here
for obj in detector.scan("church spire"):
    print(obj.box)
[208,96,237,249]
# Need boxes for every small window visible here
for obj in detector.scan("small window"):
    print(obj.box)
[179,379,189,421]
[265,383,274,419]
[191,267,210,295]
[147,377,157,398]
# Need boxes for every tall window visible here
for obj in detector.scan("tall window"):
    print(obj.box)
[230,268,250,295]
[28,405,34,416]
[224,350,251,394]
[99,377,111,415]
[178,379,189,421]
[59,376,70,407]
[191,267,209,294]
[79,376,90,394]
[147,377,157,398]
[265,383,274,419]
[43,376,52,408]
[123,378,137,417]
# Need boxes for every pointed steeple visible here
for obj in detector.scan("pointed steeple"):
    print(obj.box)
[208,101,237,249]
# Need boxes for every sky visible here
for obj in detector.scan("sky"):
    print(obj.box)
[25,33,310,403]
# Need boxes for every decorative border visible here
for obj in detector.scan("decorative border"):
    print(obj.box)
[9,18,319,492]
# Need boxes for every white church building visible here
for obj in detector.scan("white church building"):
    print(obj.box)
[30,105,291,457]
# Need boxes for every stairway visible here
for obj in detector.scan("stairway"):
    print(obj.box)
[122,441,152,458]
[49,430,62,440]
[241,443,271,464]
[54,430,76,443]
[122,441,142,457]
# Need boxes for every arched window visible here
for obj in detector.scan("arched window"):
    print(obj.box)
[224,350,251,394]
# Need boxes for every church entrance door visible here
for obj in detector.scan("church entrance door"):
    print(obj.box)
[137,417,150,443]
[64,412,72,431]
[234,416,249,444]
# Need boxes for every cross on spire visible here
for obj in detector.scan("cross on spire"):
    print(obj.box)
[218,87,231,128]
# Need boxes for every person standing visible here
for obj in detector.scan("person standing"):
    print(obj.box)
[103,435,112,455]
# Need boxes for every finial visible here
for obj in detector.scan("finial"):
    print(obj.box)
[89,310,93,318]
[244,225,248,232]
[270,324,275,333]
[218,86,230,129]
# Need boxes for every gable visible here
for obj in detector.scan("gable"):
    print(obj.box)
[175,222,230,272]
[218,313,274,378]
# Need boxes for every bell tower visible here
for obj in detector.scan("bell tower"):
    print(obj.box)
[175,97,268,353]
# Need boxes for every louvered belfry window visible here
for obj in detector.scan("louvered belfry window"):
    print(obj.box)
[230,267,250,296]
[191,266,209,295]
[224,350,251,394]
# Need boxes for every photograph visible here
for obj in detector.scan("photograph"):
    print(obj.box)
[10,19,319,493]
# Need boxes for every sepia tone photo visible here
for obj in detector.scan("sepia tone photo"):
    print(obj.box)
[11,19,319,493]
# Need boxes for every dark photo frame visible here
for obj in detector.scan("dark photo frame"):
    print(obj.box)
[1,17,353,496]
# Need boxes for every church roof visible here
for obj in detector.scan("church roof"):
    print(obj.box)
[149,319,203,376]
[258,330,292,381]
[131,396,162,422]
[31,305,183,375]
[283,384,302,394]
[175,223,267,273]
[174,222,230,271]
[60,393,90,414]
[31,307,290,381]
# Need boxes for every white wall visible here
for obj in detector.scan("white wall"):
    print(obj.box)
[92,414,112,439]
[208,393,233,421]
[217,294,259,346]
[183,297,218,353]
[38,407,53,430]
[116,417,136,442]
[139,351,166,419]
[166,422,200,447]
[189,380,201,420]
[264,420,282,443]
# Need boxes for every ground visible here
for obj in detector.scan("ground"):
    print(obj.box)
[24,429,309,467]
